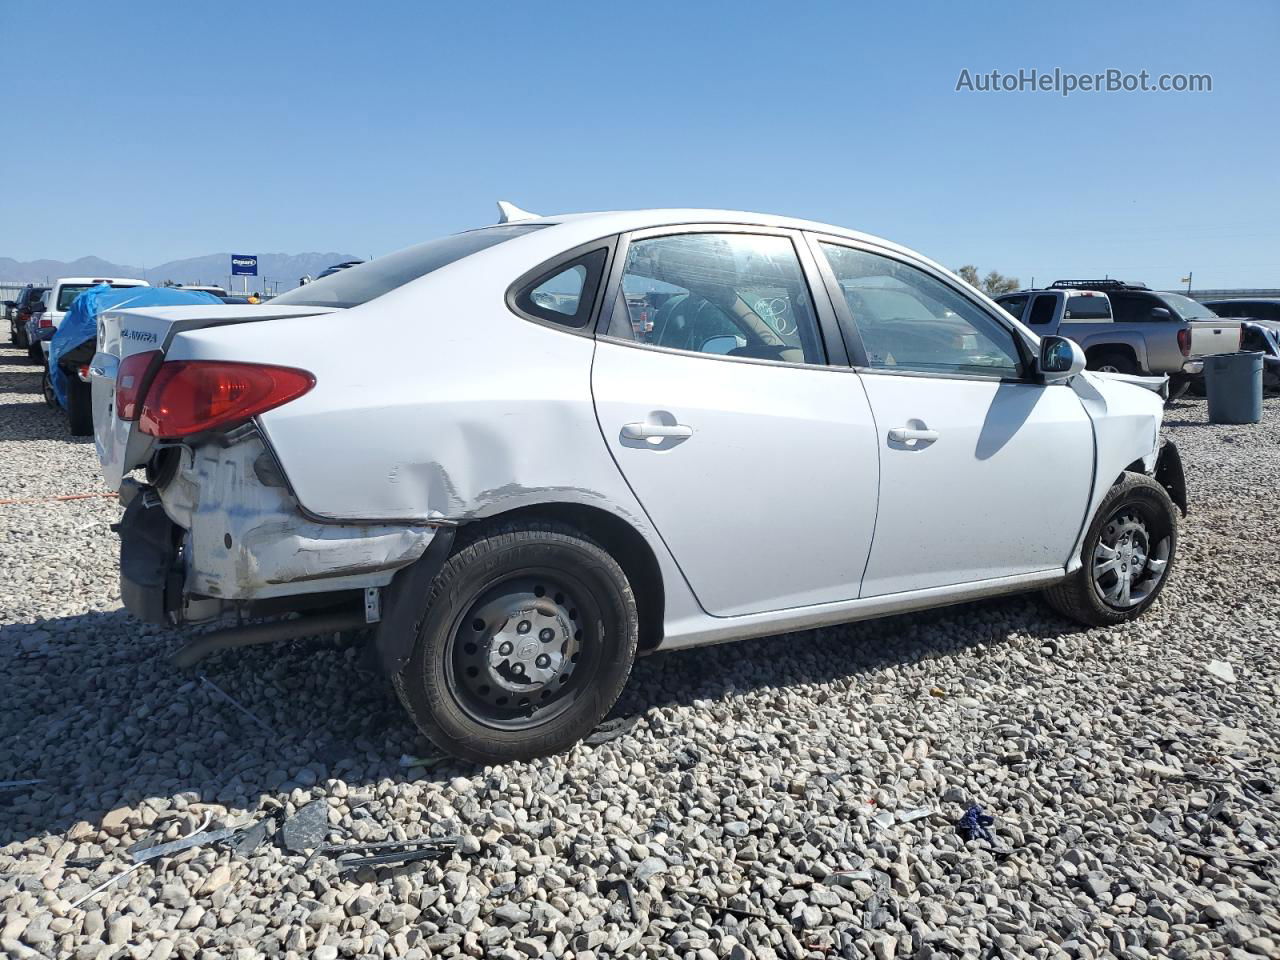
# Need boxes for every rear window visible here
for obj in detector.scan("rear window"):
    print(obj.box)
[1064,295,1111,321]
[56,283,140,311]
[273,225,547,308]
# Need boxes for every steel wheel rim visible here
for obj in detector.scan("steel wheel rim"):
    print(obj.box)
[1091,507,1170,609]
[443,569,598,730]
[1097,363,1121,373]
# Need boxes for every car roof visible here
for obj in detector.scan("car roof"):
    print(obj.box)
[1205,297,1280,305]
[495,208,955,278]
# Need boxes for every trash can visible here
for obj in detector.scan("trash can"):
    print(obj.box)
[1204,352,1264,424]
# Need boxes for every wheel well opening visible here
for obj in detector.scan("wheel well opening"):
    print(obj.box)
[458,503,665,653]
[1086,344,1138,367]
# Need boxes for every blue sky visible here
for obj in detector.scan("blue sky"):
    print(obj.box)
[2,0,1277,289]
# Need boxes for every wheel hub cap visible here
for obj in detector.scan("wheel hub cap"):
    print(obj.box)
[486,598,571,692]
[1092,512,1169,609]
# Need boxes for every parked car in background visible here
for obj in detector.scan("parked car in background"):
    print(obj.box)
[996,281,1202,393]
[1093,281,1241,357]
[23,289,53,360]
[177,284,229,298]
[9,284,49,349]
[89,205,1186,763]
[33,278,150,361]
[1204,297,1280,324]
[49,284,223,436]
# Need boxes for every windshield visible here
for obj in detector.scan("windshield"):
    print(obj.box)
[273,225,546,308]
[1160,292,1217,320]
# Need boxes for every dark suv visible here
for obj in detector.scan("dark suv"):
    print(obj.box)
[9,285,49,349]
[1101,283,1241,358]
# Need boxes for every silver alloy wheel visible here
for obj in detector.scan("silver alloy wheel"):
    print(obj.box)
[1091,510,1170,608]
[1097,363,1121,373]
[445,574,588,730]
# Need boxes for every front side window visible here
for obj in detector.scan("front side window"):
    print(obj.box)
[820,243,1024,377]
[606,232,824,364]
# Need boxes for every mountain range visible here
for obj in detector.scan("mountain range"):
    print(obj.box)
[0,252,361,290]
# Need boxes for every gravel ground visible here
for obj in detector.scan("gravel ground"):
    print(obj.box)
[1,338,1278,960]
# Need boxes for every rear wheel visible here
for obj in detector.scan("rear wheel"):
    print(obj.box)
[392,520,638,764]
[27,342,43,362]
[1090,350,1137,375]
[67,376,93,436]
[1044,473,1177,627]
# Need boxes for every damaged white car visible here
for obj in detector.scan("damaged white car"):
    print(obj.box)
[91,206,1187,762]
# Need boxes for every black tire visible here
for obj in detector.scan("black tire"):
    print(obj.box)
[1089,350,1137,375]
[392,520,638,764]
[27,342,43,362]
[11,324,26,348]
[1044,472,1178,627]
[67,376,94,436]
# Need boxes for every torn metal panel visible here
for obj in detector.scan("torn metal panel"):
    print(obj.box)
[158,435,435,601]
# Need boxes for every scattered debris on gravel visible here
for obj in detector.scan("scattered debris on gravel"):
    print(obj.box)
[2,341,1278,959]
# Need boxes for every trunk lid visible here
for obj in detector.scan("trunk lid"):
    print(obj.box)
[91,304,333,490]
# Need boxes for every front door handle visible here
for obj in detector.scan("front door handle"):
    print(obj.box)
[621,422,693,440]
[888,426,939,443]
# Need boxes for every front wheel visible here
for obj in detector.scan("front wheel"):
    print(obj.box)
[1044,473,1178,627]
[392,520,639,764]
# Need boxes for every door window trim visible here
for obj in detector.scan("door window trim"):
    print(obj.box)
[594,223,845,369]
[804,232,1038,383]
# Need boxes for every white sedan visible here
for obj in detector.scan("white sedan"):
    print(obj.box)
[91,205,1186,762]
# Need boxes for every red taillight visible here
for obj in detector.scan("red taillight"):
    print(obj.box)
[116,350,164,421]
[76,364,91,383]
[1177,328,1191,357]
[138,361,315,438]
[37,315,52,329]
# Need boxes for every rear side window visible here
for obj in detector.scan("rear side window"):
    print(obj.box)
[607,232,825,364]
[511,248,608,329]
[273,224,546,308]
[1027,294,1057,326]
[1064,294,1111,321]
[1109,293,1158,324]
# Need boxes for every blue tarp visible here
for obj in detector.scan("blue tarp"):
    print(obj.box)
[49,285,221,409]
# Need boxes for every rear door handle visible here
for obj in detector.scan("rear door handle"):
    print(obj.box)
[621,422,693,440]
[888,427,939,443]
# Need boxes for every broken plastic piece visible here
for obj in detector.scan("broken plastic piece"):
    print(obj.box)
[229,817,272,857]
[956,804,996,844]
[0,778,44,790]
[584,715,639,746]
[281,800,328,853]
[600,878,642,923]
[398,754,447,770]
[198,673,276,735]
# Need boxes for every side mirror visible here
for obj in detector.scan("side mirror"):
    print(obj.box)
[1038,335,1086,382]
[1150,307,1172,321]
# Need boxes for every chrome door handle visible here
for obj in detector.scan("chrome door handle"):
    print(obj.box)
[621,422,693,440]
[888,427,939,443]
